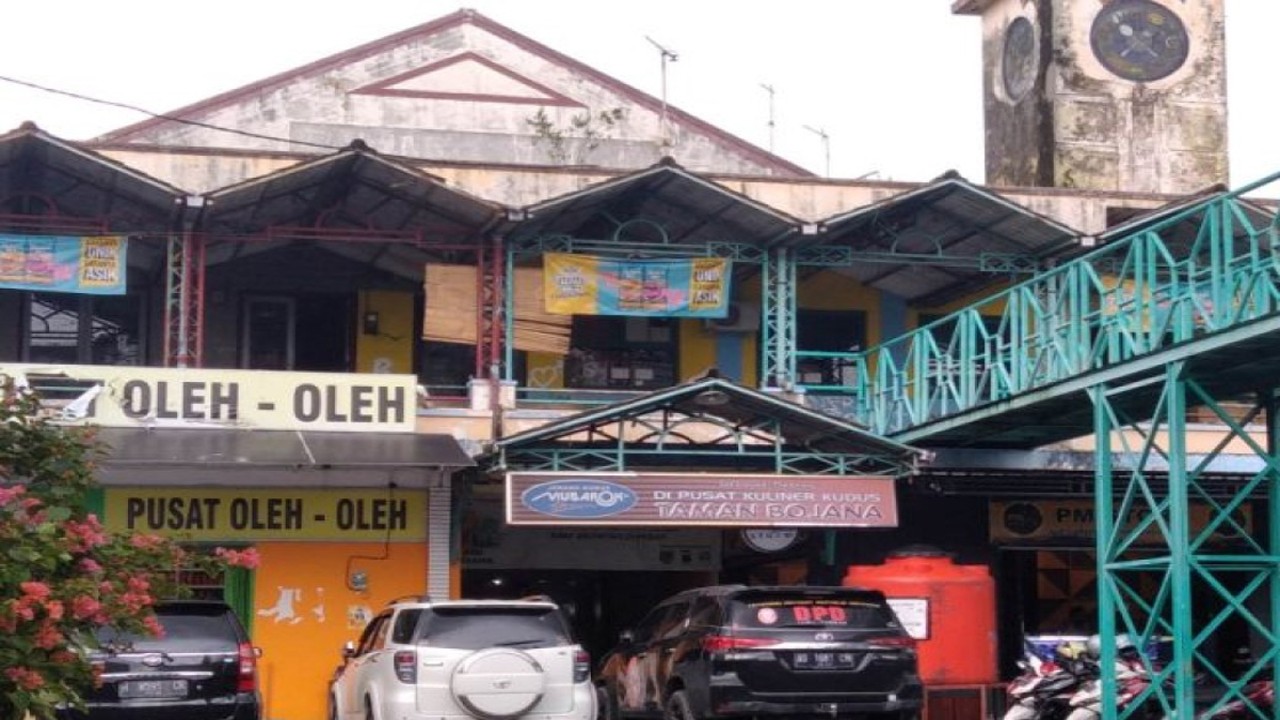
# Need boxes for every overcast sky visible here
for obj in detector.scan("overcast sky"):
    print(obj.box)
[0,1,1275,189]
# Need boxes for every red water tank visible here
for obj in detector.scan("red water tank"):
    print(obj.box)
[843,546,997,686]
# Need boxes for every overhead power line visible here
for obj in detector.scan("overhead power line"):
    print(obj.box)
[0,73,343,151]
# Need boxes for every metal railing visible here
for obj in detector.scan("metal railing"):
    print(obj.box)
[846,172,1280,435]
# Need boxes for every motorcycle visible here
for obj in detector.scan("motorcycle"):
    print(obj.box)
[1004,644,1093,720]
[1062,653,1153,720]
[1197,680,1274,720]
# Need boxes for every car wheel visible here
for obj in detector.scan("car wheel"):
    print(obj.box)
[596,685,618,720]
[451,648,547,720]
[664,689,696,720]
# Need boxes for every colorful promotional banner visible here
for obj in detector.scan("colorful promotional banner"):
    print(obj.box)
[0,234,127,294]
[543,252,730,317]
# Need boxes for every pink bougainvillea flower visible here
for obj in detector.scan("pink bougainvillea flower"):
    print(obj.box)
[5,666,45,690]
[19,581,51,600]
[33,621,64,650]
[214,547,261,569]
[142,614,165,638]
[129,534,165,550]
[0,484,25,505]
[71,596,103,621]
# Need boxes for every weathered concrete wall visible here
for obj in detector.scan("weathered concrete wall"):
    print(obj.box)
[972,0,1227,194]
[1050,0,1227,194]
[105,20,787,177]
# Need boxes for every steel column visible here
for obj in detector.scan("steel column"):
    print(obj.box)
[163,231,204,368]
[476,236,505,380]
[762,246,796,389]
[1091,365,1280,720]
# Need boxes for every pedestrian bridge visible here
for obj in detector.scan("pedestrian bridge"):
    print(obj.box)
[844,170,1280,720]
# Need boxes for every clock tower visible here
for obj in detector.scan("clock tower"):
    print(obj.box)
[954,0,1227,194]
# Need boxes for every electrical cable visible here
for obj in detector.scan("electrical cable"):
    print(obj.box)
[343,481,398,592]
[0,73,344,151]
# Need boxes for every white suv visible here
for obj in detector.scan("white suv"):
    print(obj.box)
[329,596,596,720]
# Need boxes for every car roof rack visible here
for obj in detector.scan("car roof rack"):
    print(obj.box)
[386,594,431,606]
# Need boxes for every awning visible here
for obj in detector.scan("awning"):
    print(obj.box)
[93,428,474,487]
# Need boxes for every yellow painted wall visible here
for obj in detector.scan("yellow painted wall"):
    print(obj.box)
[356,290,414,374]
[252,542,428,720]
[797,271,883,347]
[526,351,566,388]
[679,319,718,381]
[908,281,1013,332]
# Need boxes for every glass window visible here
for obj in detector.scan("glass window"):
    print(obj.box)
[392,609,424,644]
[27,291,144,365]
[420,607,570,650]
[356,614,389,656]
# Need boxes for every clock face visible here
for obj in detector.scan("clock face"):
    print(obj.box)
[1089,0,1189,82]
[1001,16,1037,101]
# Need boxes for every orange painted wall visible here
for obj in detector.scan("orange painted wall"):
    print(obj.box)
[251,542,427,720]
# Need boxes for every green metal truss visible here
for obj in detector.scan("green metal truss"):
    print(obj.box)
[840,171,1280,720]
[1089,367,1280,720]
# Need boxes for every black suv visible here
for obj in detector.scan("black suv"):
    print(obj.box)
[596,585,922,720]
[61,600,262,720]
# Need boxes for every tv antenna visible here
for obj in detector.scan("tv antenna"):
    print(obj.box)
[646,36,679,144]
[760,84,776,152]
[803,125,831,178]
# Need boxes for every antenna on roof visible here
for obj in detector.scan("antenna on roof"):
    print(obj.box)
[760,84,776,153]
[803,125,831,178]
[645,36,679,146]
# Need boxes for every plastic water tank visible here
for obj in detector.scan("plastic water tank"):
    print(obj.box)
[843,546,997,685]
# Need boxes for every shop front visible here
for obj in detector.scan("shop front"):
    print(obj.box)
[6,363,474,720]
[468,377,924,657]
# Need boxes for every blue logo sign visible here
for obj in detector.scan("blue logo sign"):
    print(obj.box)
[521,479,638,519]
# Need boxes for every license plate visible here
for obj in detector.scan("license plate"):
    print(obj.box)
[118,679,188,699]
[792,652,857,670]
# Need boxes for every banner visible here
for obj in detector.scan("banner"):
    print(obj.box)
[543,253,730,317]
[0,234,127,294]
[507,472,898,528]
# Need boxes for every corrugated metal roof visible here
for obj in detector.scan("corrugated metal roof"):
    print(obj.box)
[505,159,802,246]
[495,377,921,463]
[0,122,186,232]
[97,428,474,468]
[808,174,1082,306]
[203,140,502,241]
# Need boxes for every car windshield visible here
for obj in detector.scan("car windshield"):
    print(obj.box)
[729,591,900,630]
[420,606,570,649]
[94,605,240,653]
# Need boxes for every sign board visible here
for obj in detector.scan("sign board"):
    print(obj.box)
[0,363,416,432]
[507,472,898,528]
[103,487,426,542]
[989,500,1254,545]
[886,597,930,640]
[741,528,801,553]
[0,234,127,294]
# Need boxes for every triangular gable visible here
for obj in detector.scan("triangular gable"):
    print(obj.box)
[93,9,811,177]
[352,52,583,107]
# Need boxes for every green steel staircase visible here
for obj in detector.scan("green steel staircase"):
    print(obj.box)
[846,172,1280,720]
